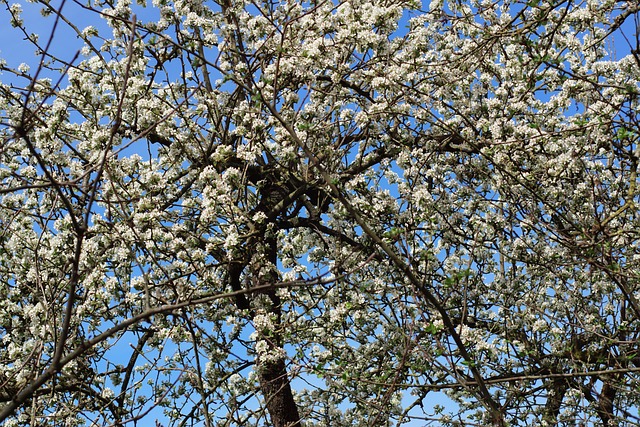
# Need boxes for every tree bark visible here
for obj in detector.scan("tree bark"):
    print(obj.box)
[249,179,303,427]
[258,354,301,427]
[596,380,617,426]
[542,377,568,426]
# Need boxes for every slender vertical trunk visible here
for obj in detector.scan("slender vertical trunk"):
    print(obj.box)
[597,380,617,427]
[542,376,568,426]
[258,353,301,427]
[254,232,302,427]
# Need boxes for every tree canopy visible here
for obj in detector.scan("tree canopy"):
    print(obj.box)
[1,0,640,425]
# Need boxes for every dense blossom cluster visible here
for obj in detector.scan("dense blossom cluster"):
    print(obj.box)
[1,0,639,425]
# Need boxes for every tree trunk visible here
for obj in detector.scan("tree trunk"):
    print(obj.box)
[258,233,302,427]
[543,377,568,426]
[258,353,301,427]
[253,217,302,426]
[597,380,617,426]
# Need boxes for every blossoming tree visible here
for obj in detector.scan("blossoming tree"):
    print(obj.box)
[1,0,639,425]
